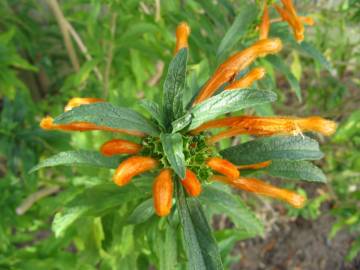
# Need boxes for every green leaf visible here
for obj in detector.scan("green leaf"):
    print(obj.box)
[216,3,257,58]
[267,55,301,101]
[52,183,149,237]
[54,102,159,136]
[265,160,326,182]
[127,198,154,225]
[171,112,193,133]
[160,133,186,178]
[221,135,324,165]
[176,182,224,270]
[188,89,277,130]
[200,185,263,236]
[163,48,188,128]
[158,225,178,270]
[29,150,122,173]
[299,41,333,72]
[140,99,166,129]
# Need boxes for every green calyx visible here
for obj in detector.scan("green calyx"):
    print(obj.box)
[140,133,216,181]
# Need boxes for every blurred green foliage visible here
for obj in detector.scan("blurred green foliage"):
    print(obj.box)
[0,0,359,269]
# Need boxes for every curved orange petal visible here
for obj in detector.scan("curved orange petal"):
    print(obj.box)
[259,2,270,40]
[153,169,173,217]
[213,175,306,208]
[112,156,158,186]
[192,38,282,105]
[64,97,105,112]
[40,116,145,137]
[225,67,266,90]
[207,157,239,180]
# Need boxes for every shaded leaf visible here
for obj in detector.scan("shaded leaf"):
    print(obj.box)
[160,133,186,178]
[216,3,257,58]
[176,181,223,270]
[200,185,263,235]
[140,99,166,129]
[30,150,122,173]
[188,89,277,130]
[266,160,326,182]
[127,198,154,225]
[267,55,301,101]
[54,102,159,136]
[299,41,333,72]
[221,135,324,165]
[52,182,150,237]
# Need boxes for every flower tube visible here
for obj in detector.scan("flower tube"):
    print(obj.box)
[153,169,174,216]
[113,156,158,186]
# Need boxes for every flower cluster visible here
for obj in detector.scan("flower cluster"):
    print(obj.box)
[40,1,336,217]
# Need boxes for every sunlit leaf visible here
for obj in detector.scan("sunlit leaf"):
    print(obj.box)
[54,102,159,136]
[221,135,324,165]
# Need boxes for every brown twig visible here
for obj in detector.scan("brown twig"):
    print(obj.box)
[155,0,161,21]
[65,21,103,82]
[146,60,164,86]
[103,13,117,99]
[16,186,61,215]
[46,0,80,72]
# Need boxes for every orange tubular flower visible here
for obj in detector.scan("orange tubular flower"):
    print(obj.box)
[193,116,337,143]
[259,2,270,40]
[193,38,282,105]
[153,169,174,217]
[181,169,202,197]
[225,67,266,90]
[40,116,145,137]
[64,97,105,112]
[273,1,304,42]
[213,176,306,208]
[113,156,158,186]
[100,139,142,156]
[174,22,191,54]
[207,157,239,180]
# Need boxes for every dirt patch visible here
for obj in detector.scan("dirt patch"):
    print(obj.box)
[232,214,360,270]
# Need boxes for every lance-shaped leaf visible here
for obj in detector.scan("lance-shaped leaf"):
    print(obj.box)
[267,55,301,101]
[176,181,224,270]
[52,182,150,237]
[54,102,159,136]
[299,41,333,73]
[160,133,186,178]
[30,150,122,173]
[162,48,188,128]
[265,160,326,182]
[200,185,263,236]
[217,3,257,58]
[140,99,166,130]
[221,135,324,165]
[188,89,277,130]
[172,112,192,133]
[127,198,154,225]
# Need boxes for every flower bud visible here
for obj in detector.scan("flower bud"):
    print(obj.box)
[174,22,190,54]
[100,139,142,156]
[153,169,173,217]
[181,169,202,197]
[113,156,158,186]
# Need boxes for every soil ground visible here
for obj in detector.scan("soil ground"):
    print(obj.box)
[232,213,360,270]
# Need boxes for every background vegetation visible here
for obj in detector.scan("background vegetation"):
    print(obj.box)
[0,0,359,269]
